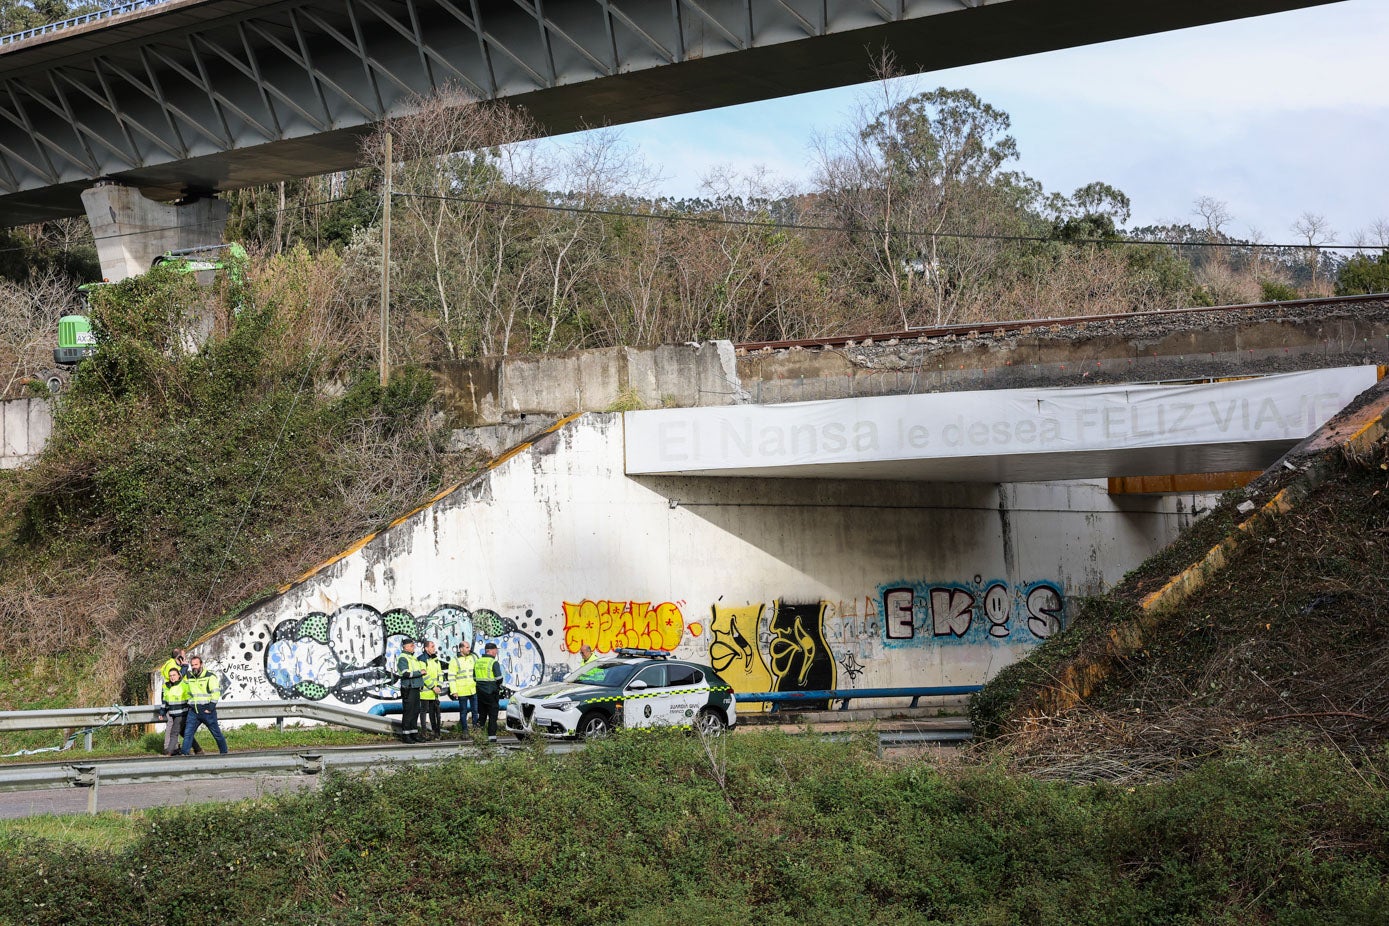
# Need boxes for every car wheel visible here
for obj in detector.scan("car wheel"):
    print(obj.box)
[576,710,611,739]
[693,708,727,735]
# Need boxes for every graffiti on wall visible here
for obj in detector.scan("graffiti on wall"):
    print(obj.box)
[879,578,1064,646]
[767,601,836,695]
[708,600,838,709]
[562,599,703,654]
[259,603,547,701]
[708,604,773,703]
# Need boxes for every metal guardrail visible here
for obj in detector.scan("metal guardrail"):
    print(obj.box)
[0,724,970,814]
[0,700,400,748]
[0,740,552,812]
[364,686,980,718]
[736,685,982,711]
[0,0,172,46]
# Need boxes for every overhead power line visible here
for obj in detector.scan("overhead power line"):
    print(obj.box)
[0,188,1379,255]
[387,190,1377,252]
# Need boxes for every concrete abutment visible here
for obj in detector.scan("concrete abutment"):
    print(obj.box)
[80,182,228,282]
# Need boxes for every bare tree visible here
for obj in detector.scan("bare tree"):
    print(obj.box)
[1192,196,1232,237]
[1350,218,1389,250]
[0,268,80,399]
[1291,211,1336,286]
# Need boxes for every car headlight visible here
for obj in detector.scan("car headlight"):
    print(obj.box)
[541,699,573,709]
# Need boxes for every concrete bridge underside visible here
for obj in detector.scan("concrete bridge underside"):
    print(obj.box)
[0,0,1344,224]
[622,367,1382,483]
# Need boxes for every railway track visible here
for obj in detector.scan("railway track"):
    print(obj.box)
[734,292,1389,352]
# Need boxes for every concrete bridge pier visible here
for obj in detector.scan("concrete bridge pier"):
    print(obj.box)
[80,182,228,282]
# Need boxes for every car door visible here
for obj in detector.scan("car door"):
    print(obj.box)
[625,664,671,729]
[661,662,710,726]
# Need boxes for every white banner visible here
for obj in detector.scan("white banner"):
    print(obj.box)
[624,367,1380,478]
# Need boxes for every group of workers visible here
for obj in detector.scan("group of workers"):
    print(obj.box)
[394,638,505,743]
[157,648,230,756]
[154,636,516,751]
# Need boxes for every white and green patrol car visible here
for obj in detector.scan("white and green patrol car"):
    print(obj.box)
[505,649,736,738]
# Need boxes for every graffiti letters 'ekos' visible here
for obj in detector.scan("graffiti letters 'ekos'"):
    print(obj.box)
[880,577,1064,646]
[264,603,545,702]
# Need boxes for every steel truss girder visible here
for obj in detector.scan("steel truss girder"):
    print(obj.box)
[0,0,1340,223]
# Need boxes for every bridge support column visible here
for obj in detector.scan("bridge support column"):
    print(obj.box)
[80,182,229,282]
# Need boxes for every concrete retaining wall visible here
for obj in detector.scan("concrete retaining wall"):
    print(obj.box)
[194,414,1215,715]
[737,308,1389,404]
[0,397,51,469]
[430,304,1389,426]
[434,341,745,426]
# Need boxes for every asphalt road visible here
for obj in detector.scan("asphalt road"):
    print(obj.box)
[0,773,318,818]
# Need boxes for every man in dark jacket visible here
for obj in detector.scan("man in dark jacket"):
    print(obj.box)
[474,642,504,742]
[395,638,426,743]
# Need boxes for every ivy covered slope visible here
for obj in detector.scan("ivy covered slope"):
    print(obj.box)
[0,251,463,706]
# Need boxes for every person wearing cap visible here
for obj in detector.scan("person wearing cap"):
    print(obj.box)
[448,641,479,735]
[395,637,426,744]
[418,640,444,740]
[473,642,504,742]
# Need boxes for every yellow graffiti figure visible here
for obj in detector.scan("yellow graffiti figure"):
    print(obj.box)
[562,600,685,653]
[708,604,773,712]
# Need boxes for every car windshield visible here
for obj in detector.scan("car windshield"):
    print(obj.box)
[564,661,638,687]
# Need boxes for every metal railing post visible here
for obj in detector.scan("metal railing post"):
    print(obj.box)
[71,764,99,814]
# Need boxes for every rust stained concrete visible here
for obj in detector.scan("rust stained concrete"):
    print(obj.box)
[739,300,1389,404]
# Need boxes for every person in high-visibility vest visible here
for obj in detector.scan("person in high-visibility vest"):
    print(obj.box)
[395,638,426,743]
[449,641,479,735]
[158,648,188,686]
[157,667,202,757]
[180,656,229,755]
[419,640,443,740]
[474,642,505,742]
[579,644,599,665]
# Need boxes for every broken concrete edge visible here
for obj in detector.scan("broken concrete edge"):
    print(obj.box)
[1018,375,1389,721]
[183,412,586,652]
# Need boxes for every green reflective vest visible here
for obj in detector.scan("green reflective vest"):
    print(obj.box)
[183,669,221,706]
[449,653,477,697]
[396,651,425,689]
[474,655,502,692]
[161,680,191,716]
[420,654,442,700]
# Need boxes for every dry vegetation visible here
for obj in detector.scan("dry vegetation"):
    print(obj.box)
[977,431,1389,782]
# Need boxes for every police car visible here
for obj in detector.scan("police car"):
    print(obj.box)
[505,649,736,739]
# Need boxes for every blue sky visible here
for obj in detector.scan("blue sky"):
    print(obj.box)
[549,0,1386,247]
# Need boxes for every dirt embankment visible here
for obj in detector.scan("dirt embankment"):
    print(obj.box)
[973,377,1389,780]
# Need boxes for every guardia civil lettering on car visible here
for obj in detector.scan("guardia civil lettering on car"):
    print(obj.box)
[505,648,736,738]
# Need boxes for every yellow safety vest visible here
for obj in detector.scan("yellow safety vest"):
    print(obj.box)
[183,669,221,706]
[449,654,477,697]
[420,654,442,700]
[162,680,191,715]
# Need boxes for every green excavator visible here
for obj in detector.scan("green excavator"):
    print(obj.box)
[48,243,247,389]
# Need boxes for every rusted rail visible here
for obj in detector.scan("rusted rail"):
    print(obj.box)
[734,292,1389,352]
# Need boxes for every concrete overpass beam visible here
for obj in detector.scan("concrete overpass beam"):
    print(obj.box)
[80,182,228,282]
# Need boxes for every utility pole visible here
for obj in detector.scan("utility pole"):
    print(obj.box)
[380,131,392,387]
